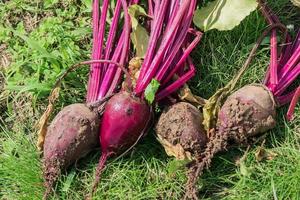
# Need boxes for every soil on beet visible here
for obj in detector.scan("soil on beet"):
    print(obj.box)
[218,84,277,141]
[155,102,207,160]
[184,84,278,199]
[43,103,101,199]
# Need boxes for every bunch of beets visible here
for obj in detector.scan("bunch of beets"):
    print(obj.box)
[38,1,299,199]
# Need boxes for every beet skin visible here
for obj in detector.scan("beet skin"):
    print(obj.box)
[155,102,207,160]
[218,84,276,141]
[43,103,100,199]
[100,91,151,155]
[89,91,151,196]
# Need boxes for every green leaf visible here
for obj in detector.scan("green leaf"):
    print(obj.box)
[193,0,258,32]
[128,4,148,29]
[130,24,149,57]
[144,79,160,104]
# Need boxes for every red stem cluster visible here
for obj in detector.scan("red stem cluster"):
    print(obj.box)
[260,2,300,120]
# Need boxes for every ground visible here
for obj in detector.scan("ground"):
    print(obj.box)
[0,0,299,200]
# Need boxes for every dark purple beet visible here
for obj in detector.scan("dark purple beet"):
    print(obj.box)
[100,91,151,154]
[89,91,151,197]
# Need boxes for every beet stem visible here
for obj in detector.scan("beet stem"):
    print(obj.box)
[102,1,122,72]
[135,0,191,94]
[156,57,195,100]
[98,34,124,98]
[278,45,300,80]
[268,30,279,91]
[146,0,153,29]
[87,0,100,101]
[87,0,134,102]
[162,29,203,85]
[105,0,133,95]
[291,30,300,52]
[136,0,168,81]
[228,23,286,95]
[259,1,284,90]
[259,1,294,88]
[88,0,110,102]
[276,88,297,106]
[286,86,300,121]
[155,1,197,82]
[275,63,300,96]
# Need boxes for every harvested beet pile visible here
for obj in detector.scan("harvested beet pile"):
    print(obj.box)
[87,0,203,198]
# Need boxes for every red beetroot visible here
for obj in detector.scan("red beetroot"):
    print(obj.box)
[90,91,151,194]
[218,84,276,140]
[100,91,151,155]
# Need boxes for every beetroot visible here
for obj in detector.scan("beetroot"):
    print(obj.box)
[218,84,276,140]
[90,91,151,194]
[43,103,100,199]
[100,91,151,155]
[155,102,207,160]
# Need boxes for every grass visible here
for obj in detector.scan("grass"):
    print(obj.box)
[0,0,299,199]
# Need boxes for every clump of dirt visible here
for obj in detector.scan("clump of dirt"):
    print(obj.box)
[155,102,208,160]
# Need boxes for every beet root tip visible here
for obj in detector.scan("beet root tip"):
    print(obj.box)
[43,157,61,200]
